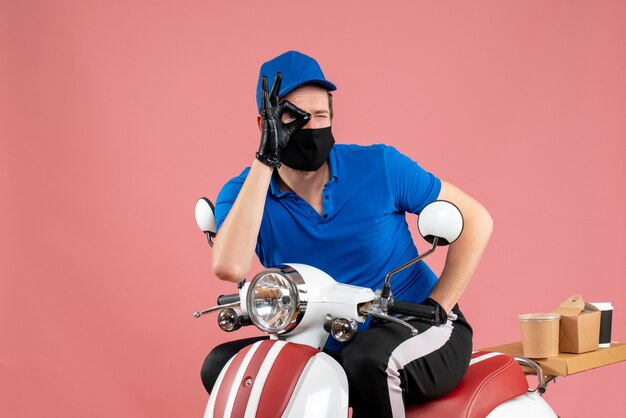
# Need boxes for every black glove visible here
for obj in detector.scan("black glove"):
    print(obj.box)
[256,72,311,168]
[423,297,448,326]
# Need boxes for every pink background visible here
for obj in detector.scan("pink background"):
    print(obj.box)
[1,1,624,417]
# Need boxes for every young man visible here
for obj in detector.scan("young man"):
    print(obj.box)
[202,50,493,418]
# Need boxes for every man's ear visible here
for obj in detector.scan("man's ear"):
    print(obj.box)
[257,115,262,131]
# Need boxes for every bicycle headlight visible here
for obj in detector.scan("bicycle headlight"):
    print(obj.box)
[246,266,306,334]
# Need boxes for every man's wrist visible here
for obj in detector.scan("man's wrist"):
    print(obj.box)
[250,157,276,173]
[255,152,281,168]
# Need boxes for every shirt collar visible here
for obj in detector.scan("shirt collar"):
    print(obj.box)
[269,147,339,197]
[269,171,288,197]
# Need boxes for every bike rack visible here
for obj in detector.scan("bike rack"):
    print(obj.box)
[513,356,557,395]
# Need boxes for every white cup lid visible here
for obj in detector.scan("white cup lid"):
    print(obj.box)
[590,302,613,310]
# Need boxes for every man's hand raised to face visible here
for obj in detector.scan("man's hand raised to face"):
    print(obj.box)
[256,72,311,168]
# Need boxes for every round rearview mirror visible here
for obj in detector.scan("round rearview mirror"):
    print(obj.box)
[418,200,464,246]
[195,197,217,234]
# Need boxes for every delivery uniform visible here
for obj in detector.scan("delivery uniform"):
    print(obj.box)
[202,144,473,418]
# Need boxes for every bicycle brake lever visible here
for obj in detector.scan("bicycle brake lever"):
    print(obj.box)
[359,304,418,336]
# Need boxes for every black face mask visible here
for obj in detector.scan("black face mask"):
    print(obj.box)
[281,127,335,171]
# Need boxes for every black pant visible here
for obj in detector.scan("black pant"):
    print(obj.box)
[201,305,472,418]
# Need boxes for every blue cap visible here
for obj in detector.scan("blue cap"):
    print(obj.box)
[256,51,337,111]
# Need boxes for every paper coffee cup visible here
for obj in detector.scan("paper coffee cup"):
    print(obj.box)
[590,302,613,348]
[518,313,561,358]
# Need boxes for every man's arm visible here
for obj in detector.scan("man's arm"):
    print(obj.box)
[212,73,310,283]
[427,180,494,312]
[212,160,273,283]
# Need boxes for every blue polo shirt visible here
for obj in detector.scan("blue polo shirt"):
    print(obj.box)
[215,144,442,347]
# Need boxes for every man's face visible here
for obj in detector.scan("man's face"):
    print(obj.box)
[281,85,331,129]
